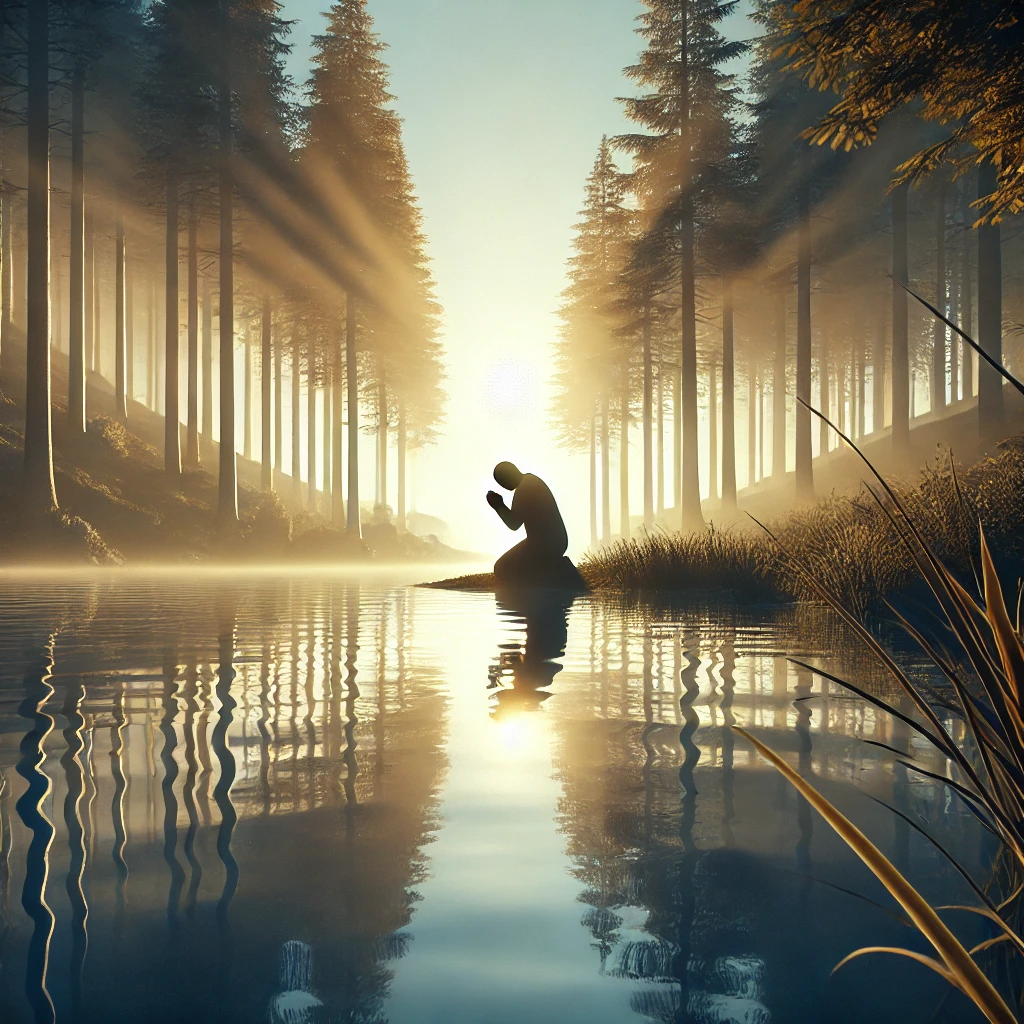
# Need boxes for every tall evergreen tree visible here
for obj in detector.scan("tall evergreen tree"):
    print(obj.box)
[616,0,745,531]
[23,0,55,514]
[552,138,632,548]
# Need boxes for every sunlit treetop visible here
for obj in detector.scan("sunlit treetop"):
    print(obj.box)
[774,0,1024,221]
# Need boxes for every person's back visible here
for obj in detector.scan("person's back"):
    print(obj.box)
[511,473,568,556]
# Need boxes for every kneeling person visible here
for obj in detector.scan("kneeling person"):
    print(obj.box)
[486,461,569,585]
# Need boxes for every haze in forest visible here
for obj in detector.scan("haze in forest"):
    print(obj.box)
[283,0,751,556]
[0,0,1018,568]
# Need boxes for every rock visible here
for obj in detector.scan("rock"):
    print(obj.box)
[424,558,588,593]
[496,555,588,591]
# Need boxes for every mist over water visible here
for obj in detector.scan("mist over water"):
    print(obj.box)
[0,574,987,1023]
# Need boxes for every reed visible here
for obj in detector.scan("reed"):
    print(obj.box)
[581,439,1024,617]
[580,525,780,597]
[738,407,1024,1021]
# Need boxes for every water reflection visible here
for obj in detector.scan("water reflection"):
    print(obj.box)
[488,588,574,716]
[0,579,989,1023]
[15,640,57,1024]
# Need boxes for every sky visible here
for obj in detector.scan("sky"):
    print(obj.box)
[279,0,754,557]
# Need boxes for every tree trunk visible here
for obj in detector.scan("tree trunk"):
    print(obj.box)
[891,182,910,453]
[307,346,317,511]
[261,293,272,490]
[656,364,665,516]
[856,338,865,438]
[93,237,101,376]
[85,207,94,373]
[961,175,975,398]
[216,0,238,526]
[186,200,199,465]
[51,232,60,354]
[977,159,1003,434]
[795,176,813,499]
[721,280,736,512]
[346,290,360,536]
[818,329,830,457]
[948,240,960,403]
[147,276,155,410]
[747,370,757,489]
[244,329,253,462]
[397,399,406,532]
[67,66,86,434]
[323,382,331,510]
[164,162,181,482]
[202,271,213,439]
[619,386,629,540]
[642,300,653,528]
[872,305,886,432]
[708,358,718,503]
[332,330,343,525]
[378,368,387,514]
[23,0,56,513]
[0,189,9,376]
[772,289,786,478]
[114,217,126,418]
[275,325,283,490]
[673,353,681,515]
[125,254,134,404]
[0,192,11,369]
[291,333,301,502]
[678,2,703,531]
[589,411,597,549]
[932,178,946,414]
[600,391,611,544]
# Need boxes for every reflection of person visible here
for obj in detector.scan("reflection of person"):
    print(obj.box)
[486,461,569,584]
[488,589,574,716]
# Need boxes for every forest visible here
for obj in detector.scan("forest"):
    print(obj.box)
[553,0,1024,552]
[0,0,445,563]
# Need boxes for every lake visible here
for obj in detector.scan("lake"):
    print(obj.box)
[0,571,988,1023]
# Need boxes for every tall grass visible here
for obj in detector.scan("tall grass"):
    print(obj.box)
[740,407,1024,1021]
[581,440,1024,618]
[580,525,780,597]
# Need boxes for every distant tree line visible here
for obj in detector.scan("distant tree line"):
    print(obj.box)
[0,0,445,535]
[552,0,1024,547]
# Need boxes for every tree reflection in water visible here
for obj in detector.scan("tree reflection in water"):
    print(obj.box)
[555,605,992,1023]
[0,582,989,1024]
[0,580,448,1023]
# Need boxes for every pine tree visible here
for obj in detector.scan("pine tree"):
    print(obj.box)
[305,0,442,538]
[616,0,746,531]
[552,138,632,548]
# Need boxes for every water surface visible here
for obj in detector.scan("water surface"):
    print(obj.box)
[0,572,986,1023]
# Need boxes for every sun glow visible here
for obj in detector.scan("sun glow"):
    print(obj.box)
[489,704,547,756]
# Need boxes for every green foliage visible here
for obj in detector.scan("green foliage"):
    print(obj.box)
[775,0,1024,220]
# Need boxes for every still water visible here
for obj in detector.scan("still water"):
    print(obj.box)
[0,571,988,1023]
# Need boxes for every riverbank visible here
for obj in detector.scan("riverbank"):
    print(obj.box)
[580,436,1024,615]
[0,348,472,566]
[425,436,1024,617]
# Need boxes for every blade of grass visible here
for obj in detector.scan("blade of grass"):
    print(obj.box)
[894,277,1024,399]
[734,726,1017,1024]
[832,947,962,990]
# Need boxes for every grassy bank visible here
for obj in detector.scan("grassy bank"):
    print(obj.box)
[0,358,468,566]
[580,437,1024,615]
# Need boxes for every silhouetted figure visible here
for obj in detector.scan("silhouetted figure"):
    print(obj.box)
[487,461,583,587]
